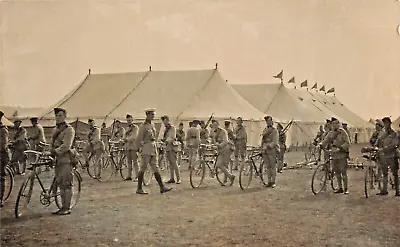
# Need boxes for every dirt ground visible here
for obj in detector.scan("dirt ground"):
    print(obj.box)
[1,144,399,247]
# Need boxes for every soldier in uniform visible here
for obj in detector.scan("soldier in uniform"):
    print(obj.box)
[320,117,351,194]
[186,120,200,170]
[277,123,286,173]
[313,125,325,145]
[111,120,126,142]
[342,123,351,143]
[199,120,210,160]
[322,119,332,163]
[161,115,181,184]
[233,117,247,171]
[211,119,235,185]
[0,111,9,207]
[10,119,29,175]
[28,117,46,151]
[134,109,172,194]
[124,114,139,181]
[261,116,279,187]
[176,123,186,167]
[101,122,110,152]
[370,119,384,146]
[44,108,75,215]
[82,119,105,178]
[376,117,399,196]
[224,120,235,170]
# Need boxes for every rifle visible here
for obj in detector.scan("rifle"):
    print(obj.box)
[282,119,294,135]
[204,113,214,129]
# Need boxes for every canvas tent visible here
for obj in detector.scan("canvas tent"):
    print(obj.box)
[0,105,46,126]
[40,68,266,146]
[393,116,400,131]
[1,115,13,126]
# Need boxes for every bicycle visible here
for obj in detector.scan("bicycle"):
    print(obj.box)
[311,146,338,195]
[189,144,228,188]
[1,165,14,206]
[14,150,82,218]
[361,147,381,198]
[239,148,267,190]
[8,141,30,175]
[156,141,169,179]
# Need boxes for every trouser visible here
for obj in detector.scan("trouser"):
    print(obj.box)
[55,162,73,210]
[137,154,165,190]
[126,149,139,179]
[277,148,286,172]
[234,143,246,169]
[11,148,27,173]
[216,150,234,179]
[0,151,8,204]
[331,158,348,190]
[188,147,198,168]
[263,152,277,184]
[381,157,399,193]
[166,150,180,181]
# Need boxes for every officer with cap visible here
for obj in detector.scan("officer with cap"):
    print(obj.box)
[134,108,172,194]
[28,117,46,151]
[124,114,139,181]
[0,111,9,207]
[186,119,200,170]
[261,116,279,187]
[10,118,28,175]
[82,119,105,178]
[376,117,399,196]
[161,115,181,184]
[320,117,351,194]
[234,117,247,171]
[44,107,75,215]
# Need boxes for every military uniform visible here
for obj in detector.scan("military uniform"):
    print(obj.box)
[134,109,171,194]
[199,126,210,160]
[112,125,126,142]
[176,126,186,166]
[29,118,46,151]
[376,117,399,195]
[234,123,247,170]
[0,111,9,207]
[261,120,279,187]
[321,119,350,194]
[83,122,105,177]
[50,108,75,215]
[213,126,235,185]
[125,123,139,181]
[277,126,286,173]
[162,120,181,183]
[101,125,110,151]
[224,121,235,170]
[11,120,29,174]
[186,122,200,169]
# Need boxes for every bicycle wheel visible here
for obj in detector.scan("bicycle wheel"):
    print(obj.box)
[330,171,338,191]
[55,169,82,210]
[215,165,228,186]
[311,163,328,195]
[189,160,205,188]
[239,160,253,190]
[15,174,35,218]
[364,166,380,198]
[96,154,114,182]
[3,166,14,203]
[86,154,96,179]
[158,154,169,179]
[120,153,133,180]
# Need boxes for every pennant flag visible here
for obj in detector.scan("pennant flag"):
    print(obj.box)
[327,87,335,94]
[288,77,295,84]
[273,70,283,79]
[300,80,308,88]
[311,83,317,90]
[319,85,325,92]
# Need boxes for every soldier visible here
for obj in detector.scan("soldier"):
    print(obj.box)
[233,117,247,170]
[44,108,75,215]
[342,123,351,143]
[124,114,139,181]
[101,122,110,152]
[0,111,9,207]
[376,117,399,196]
[224,120,235,170]
[277,123,286,173]
[320,117,351,194]
[28,117,46,151]
[199,120,210,160]
[10,119,29,175]
[322,119,332,163]
[176,123,186,167]
[161,115,181,184]
[82,119,104,177]
[111,120,126,142]
[134,109,172,194]
[370,119,384,146]
[261,116,279,187]
[186,120,200,170]
[211,119,235,185]
[313,125,325,145]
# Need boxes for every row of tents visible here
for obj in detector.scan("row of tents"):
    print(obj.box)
[2,67,396,147]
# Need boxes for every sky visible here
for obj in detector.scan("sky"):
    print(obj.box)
[1,0,400,120]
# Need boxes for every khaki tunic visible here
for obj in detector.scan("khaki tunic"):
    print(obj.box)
[135,121,157,156]
[125,124,139,151]
[112,126,126,142]
[200,128,210,144]
[163,124,178,152]
[0,124,8,152]
[321,128,350,160]
[186,127,200,148]
[30,124,46,144]
[377,129,399,159]
[261,126,279,155]
[234,125,247,157]
[88,126,104,151]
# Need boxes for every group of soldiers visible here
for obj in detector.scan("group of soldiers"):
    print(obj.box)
[313,117,399,196]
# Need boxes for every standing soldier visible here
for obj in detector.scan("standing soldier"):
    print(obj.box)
[322,119,332,163]
[224,120,235,170]
[199,120,210,161]
[134,109,172,194]
[320,117,351,194]
[111,120,126,142]
[342,123,351,143]
[28,117,46,151]
[176,123,186,167]
[313,125,325,145]
[261,116,279,188]
[277,123,286,173]
[124,114,139,181]
[233,117,247,171]
[11,119,29,175]
[211,120,235,185]
[186,120,200,170]
[101,122,110,152]
[0,111,9,207]
[161,115,181,184]
[376,117,399,196]
[44,108,75,215]
[370,119,384,146]
[82,119,104,178]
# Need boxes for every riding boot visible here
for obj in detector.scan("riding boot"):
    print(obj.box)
[58,189,72,215]
[136,171,148,194]
[52,188,64,215]
[154,172,172,193]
